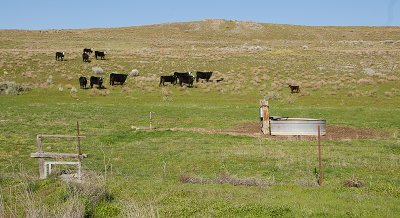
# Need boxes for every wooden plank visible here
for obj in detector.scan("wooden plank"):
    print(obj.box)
[45,161,81,165]
[31,152,88,159]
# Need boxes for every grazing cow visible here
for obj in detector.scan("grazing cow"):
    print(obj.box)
[289,84,300,93]
[196,71,213,82]
[55,52,64,61]
[109,73,128,86]
[216,78,224,83]
[83,48,93,54]
[79,76,87,89]
[82,53,90,62]
[159,75,176,86]
[94,51,106,60]
[90,76,103,88]
[174,72,190,84]
[179,75,194,87]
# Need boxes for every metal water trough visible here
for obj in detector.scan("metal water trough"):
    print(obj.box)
[269,116,326,136]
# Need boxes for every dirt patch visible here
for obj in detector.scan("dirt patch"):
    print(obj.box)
[162,127,260,138]
[325,126,390,140]
[227,122,262,135]
[227,122,391,140]
[161,123,391,140]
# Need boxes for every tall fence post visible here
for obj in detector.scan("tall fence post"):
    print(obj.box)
[260,99,270,135]
[150,112,153,129]
[318,125,323,186]
[77,121,82,180]
[36,135,46,179]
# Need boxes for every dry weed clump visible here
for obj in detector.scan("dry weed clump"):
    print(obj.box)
[363,68,376,76]
[391,88,400,95]
[119,200,157,218]
[57,197,85,218]
[357,78,374,85]
[161,88,173,101]
[89,88,110,96]
[344,177,364,188]
[298,91,310,97]
[310,80,326,91]
[386,75,399,81]
[364,90,377,97]
[129,69,139,77]
[0,82,31,95]
[347,91,355,97]
[46,75,53,85]
[121,86,132,94]
[70,86,78,98]
[328,91,337,96]
[295,178,318,187]
[22,71,36,78]
[271,81,284,91]
[285,96,296,104]
[266,91,281,100]
[384,91,394,98]
[92,67,104,75]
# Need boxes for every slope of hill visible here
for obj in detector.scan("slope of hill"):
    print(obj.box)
[0,20,399,217]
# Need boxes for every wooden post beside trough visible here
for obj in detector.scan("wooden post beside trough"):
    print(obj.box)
[317,125,323,186]
[30,123,87,179]
[260,99,270,135]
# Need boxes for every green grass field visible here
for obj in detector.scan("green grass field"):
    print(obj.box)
[0,20,399,217]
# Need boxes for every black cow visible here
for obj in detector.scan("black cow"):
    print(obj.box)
[179,75,194,87]
[95,51,106,60]
[174,72,190,84]
[55,52,64,61]
[159,75,176,86]
[90,76,103,88]
[82,53,90,62]
[196,71,213,82]
[289,85,300,93]
[79,76,87,89]
[110,73,128,86]
[83,48,93,54]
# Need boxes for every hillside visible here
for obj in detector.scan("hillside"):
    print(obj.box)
[0,20,399,217]
[1,19,400,102]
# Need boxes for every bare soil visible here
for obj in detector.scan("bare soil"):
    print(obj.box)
[160,122,391,140]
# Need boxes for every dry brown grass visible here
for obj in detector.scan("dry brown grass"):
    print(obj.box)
[344,177,364,188]
[357,78,374,85]
[119,200,157,218]
[89,88,110,96]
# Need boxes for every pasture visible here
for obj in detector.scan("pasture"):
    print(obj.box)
[0,20,399,217]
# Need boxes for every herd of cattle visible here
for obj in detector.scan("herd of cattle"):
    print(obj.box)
[78,71,219,89]
[159,71,218,87]
[56,48,221,89]
[57,48,299,92]
[56,48,106,62]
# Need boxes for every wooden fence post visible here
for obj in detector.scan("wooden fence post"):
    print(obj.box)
[260,99,270,135]
[318,125,323,186]
[77,121,82,180]
[36,135,46,179]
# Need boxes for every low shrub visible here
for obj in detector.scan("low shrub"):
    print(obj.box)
[344,177,364,188]
[0,82,31,95]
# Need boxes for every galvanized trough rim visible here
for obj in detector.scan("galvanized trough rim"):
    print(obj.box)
[270,117,326,122]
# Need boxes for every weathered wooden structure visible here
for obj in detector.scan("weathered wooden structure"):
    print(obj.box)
[30,122,87,179]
